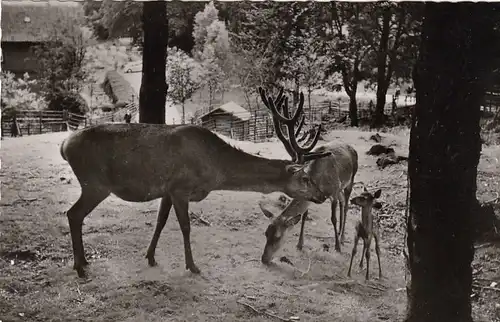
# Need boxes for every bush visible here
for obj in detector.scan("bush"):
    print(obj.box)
[1,72,45,116]
[103,70,136,106]
[47,91,87,115]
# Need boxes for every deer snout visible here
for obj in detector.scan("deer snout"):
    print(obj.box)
[261,252,272,265]
[261,242,278,265]
[310,195,327,204]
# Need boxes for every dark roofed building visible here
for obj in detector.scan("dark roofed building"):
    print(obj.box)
[1,1,83,76]
[200,101,251,140]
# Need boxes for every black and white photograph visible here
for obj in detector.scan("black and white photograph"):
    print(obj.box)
[1,1,500,321]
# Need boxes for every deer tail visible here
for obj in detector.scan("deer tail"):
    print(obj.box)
[60,138,67,161]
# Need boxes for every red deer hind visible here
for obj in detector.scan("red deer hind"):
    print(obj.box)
[257,88,359,264]
[60,87,330,278]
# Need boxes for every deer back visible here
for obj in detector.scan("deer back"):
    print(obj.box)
[305,143,359,197]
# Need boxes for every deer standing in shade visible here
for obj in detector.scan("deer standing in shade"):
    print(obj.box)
[60,87,330,278]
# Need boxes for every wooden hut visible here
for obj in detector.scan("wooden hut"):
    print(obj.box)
[200,101,251,140]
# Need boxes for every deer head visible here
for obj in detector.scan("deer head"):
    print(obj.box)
[258,199,308,265]
[350,187,382,207]
[258,87,330,204]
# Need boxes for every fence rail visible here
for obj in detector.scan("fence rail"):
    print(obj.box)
[1,102,138,137]
[193,101,386,142]
[2,97,400,141]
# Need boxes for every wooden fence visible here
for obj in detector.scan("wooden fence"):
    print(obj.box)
[193,101,383,142]
[1,102,138,137]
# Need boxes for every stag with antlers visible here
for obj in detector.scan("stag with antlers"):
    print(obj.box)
[60,87,330,278]
[257,87,359,264]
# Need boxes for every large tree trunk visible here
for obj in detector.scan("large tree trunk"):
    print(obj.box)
[139,1,168,124]
[406,3,497,321]
[372,8,391,128]
[348,96,358,127]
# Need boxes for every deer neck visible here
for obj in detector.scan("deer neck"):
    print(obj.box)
[219,156,292,193]
[281,198,311,218]
[361,207,374,229]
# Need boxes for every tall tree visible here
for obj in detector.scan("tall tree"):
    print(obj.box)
[323,2,371,127]
[166,47,204,124]
[406,3,499,321]
[352,2,422,127]
[139,1,168,124]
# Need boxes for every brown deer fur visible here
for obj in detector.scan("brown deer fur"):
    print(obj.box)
[61,123,329,278]
[259,143,358,264]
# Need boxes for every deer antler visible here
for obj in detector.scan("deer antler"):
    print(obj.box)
[259,87,296,159]
[258,87,330,164]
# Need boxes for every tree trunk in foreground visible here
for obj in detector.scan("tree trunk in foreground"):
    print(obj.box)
[139,1,168,124]
[406,3,498,321]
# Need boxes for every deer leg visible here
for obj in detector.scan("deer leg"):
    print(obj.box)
[171,195,200,274]
[338,190,346,244]
[330,199,341,252]
[365,237,372,280]
[146,195,173,266]
[359,241,366,269]
[342,184,353,242]
[66,188,109,278]
[374,231,382,279]
[347,226,360,278]
[296,210,309,251]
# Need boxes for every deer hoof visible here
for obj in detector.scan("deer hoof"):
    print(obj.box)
[147,256,158,267]
[296,243,303,251]
[187,264,201,274]
[75,266,87,278]
[335,245,341,253]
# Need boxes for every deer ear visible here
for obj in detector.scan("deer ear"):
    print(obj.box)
[259,202,275,219]
[373,189,382,198]
[284,214,302,227]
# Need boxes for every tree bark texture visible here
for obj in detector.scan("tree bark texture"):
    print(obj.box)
[348,93,358,127]
[139,1,168,124]
[372,7,391,128]
[406,3,498,321]
[342,67,359,127]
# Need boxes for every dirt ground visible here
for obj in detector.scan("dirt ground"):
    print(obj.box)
[1,128,499,322]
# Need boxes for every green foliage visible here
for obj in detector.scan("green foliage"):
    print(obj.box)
[166,47,204,121]
[1,72,45,116]
[31,8,92,112]
[349,2,423,88]
[47,91,87,115]
[193,1,232,106]
[84,1,204,52]
[192,1,220,59]
[91,0,142,42]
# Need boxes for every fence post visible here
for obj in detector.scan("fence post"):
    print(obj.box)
[265,116,269,138]
[253,111,257,142]
[38,110,42,134]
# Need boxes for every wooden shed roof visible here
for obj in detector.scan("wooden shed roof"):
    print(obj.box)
[1,1,83,42]
[200,101,251,121]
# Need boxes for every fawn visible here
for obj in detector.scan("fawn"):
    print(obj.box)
[347,187,383,280]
